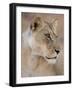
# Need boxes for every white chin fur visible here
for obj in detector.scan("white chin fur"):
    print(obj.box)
[45,59,57,64]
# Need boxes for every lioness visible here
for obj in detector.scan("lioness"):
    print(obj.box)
[21,16,64,77]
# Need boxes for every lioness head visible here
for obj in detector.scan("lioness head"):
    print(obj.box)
[30,17,60,64]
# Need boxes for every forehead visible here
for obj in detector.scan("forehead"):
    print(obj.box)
[33,22,57,39]
[33,23,48,36]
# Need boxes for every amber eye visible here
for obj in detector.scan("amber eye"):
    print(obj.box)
[44,33,51,38]
[44,33,53,41]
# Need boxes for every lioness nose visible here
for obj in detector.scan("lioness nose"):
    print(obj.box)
[55,49,60,54]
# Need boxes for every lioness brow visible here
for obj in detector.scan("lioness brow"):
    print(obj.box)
[44,21,58,38]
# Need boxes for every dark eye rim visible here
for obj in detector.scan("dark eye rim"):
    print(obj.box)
[44,33,53,41]
[44,33,50,38]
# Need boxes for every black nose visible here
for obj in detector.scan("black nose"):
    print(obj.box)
[55,49,60,54]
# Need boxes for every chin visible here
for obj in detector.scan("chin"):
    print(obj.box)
[45,58,57,64]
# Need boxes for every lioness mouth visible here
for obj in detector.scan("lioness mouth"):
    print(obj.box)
[46,56,57,59]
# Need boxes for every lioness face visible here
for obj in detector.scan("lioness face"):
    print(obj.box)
[30,17,60,63]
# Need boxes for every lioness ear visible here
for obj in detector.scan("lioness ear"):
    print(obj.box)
[52,19,58,29]
[51,19,58,35]
[52,19,58,28]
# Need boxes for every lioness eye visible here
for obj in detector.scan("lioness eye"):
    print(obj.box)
[30,24,32,29]
[44,33,51,38]
[44,33,53,41]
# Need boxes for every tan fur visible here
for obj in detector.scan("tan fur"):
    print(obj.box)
[21,16,64,77]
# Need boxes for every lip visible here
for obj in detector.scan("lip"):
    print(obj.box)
[46,56,57,59]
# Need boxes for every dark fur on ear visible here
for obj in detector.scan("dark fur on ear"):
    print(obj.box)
[30,17,42,31]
